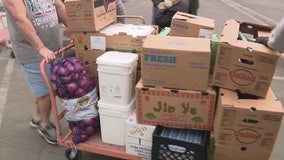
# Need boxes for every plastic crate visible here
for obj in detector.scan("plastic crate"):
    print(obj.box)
[152,126,211,160]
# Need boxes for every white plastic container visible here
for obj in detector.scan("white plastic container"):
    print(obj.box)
[98,98,136,146]
[96,51,138,106]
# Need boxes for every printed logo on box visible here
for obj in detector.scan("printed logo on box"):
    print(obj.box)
[234,128,261,144]
[230,69,256,86]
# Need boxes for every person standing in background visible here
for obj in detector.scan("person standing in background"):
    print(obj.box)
[151,0,199,31]
[154,0,189,31]
[116,0,127,23]
[3,0,67,145]
[189,0,199,15]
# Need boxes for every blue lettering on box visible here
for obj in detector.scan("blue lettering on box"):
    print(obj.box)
[144,54,177,63]
[173,23,188,30]
[167,41,188,46]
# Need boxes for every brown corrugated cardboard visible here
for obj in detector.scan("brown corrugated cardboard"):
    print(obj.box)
[125,111,156,159]
[65,0,117,31]
[213,144,272,160]
[72,25,158,69]
[211,19,280,97]
[170,12,215,38]
[75,48,105,66]
[141,35,211,90]
[73,32,106,50]
[213,88,284,152]
[136,80,217,131]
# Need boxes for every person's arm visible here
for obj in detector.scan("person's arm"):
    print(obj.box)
[55,0,68,27]
[157,0,181,10]
[152,0,164,7]
[267,18,284,53]
[3,0,56,62]
[116,0,126,15]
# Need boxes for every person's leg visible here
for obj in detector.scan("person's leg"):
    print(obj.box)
[36,94,52,127]
[29,98,42,127]
[33,97,41,119]
[21,62,57,144]
[152,3,158,25]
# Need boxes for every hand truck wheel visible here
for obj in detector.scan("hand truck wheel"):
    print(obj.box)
[65,148,83,160]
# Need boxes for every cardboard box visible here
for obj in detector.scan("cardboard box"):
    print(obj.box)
[75,49,104,81]
[102,24,158,54]
[73,25,157,51]
[75,48,105,66]
[85,65,98,79]
[170,12,215,38]
[65,0,117,31]
[73,31,106,50]
[74,31,148,52]
[211,19,279,97]
[213,144,272,160]
[141,35,211,90]
[136,80,217,130]
[125,111,156,159]
[213,88,284,152]
[73,25,158,69]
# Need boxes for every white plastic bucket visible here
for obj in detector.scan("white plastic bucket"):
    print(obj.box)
[96,51,138,106]
[98,98,136,146]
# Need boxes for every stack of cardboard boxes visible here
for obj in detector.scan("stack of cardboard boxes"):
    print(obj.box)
[64,0,117,80]
[63,1,284,159]
[135,12,217,159]
[211,19,284,160]
[65,0,157,82]
[64,0,158,159]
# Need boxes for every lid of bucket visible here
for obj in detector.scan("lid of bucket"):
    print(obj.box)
[96,51,138,67]
[97,98,136,112]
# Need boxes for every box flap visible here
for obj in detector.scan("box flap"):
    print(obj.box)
[174,12,215,28]
[220,19,240,42]
[239,21,273,38]
[219,88,283,113]
[233,100,283,113]
[143,35,211,52]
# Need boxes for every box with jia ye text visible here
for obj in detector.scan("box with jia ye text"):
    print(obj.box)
[136,80,217,130]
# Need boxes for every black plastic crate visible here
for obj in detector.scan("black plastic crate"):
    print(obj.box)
[152,126,211,160]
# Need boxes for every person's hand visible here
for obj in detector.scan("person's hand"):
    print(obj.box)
[255,36,269,47]
[171,0,181,5]
[39,47,56,63]
[157,2,166,10]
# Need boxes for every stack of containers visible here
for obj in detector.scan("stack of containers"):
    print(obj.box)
[136,12,217,160]
[64,0,118,86]
[64,0,158,151]
[211,19,284,160]
[65,0,157,83]
[96,51,138,146]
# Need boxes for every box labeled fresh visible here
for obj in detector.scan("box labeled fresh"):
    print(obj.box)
[141,35,211,91]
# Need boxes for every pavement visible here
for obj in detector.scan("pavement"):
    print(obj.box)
[0,0,284,160]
